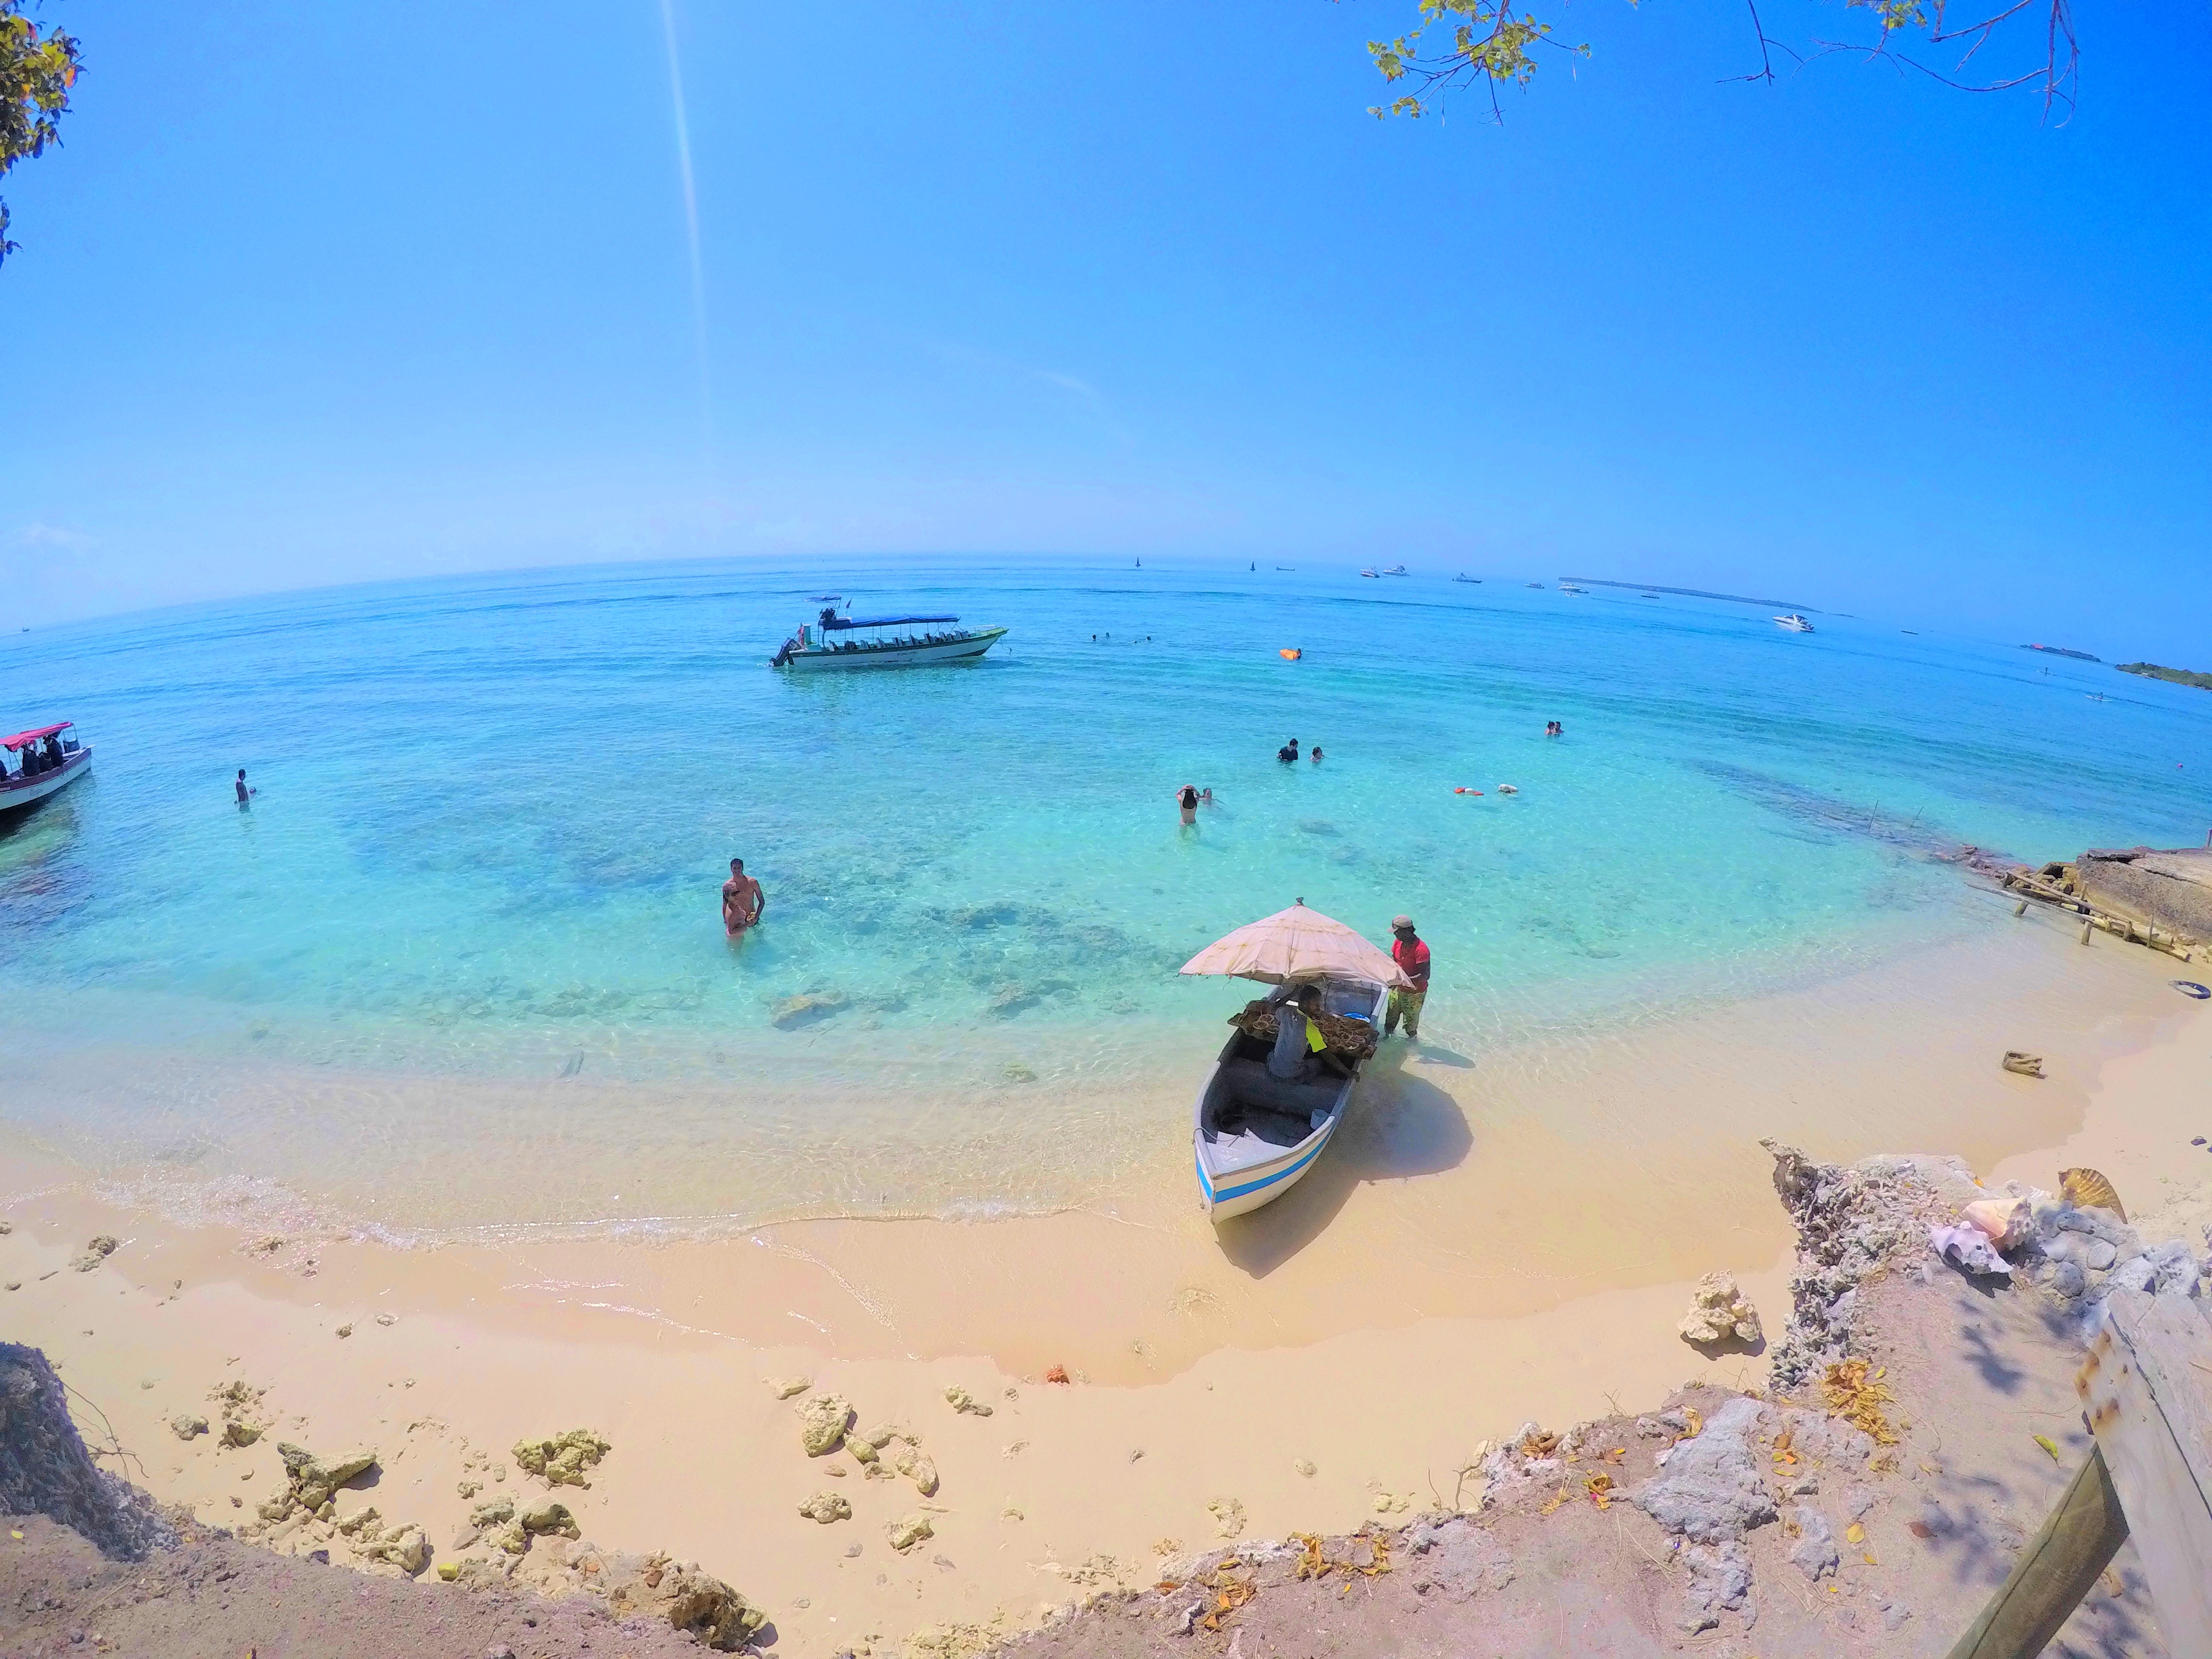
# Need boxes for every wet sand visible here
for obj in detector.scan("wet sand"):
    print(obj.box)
[1,898,2205,1656]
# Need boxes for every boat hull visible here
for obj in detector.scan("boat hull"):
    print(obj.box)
[778,629,1006,671]
[1192,975,1388,1223]
[0,745,91,812]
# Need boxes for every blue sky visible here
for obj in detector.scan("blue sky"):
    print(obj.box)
[3,2,2208,657]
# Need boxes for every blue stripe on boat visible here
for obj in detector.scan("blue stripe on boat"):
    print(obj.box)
[1197,1124,1334,1206]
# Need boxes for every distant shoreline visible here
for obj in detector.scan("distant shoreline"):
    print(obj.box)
[2119,660,2212,691]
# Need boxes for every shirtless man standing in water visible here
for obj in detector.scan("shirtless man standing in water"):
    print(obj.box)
[722,858,765,938]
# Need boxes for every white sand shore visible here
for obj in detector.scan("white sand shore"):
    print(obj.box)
[1,901,2205,1656]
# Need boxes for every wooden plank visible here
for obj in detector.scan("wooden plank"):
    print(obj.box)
[2079,1289,2212,1655]
[1941,1448,2129,1659]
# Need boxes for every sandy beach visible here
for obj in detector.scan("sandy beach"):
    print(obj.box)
[3,891,2208,1656]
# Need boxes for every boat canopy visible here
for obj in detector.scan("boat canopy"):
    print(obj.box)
[1181,902,1411,988]
[821,614,961,631]
[3,722,71,751]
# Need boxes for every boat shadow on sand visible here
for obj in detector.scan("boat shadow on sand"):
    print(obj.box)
[1213,1047,1473,1280]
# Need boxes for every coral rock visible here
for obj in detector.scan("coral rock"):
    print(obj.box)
[770,1376,812,1400]
[169,1413,209,1441]
[799,1394,853,1458]
[798,1491,853,1524]
[1677,1272,1763,1347]
[519,1500,580,1538]
[276,1443,379,1511]
[888,1512,935,1552]
[942,1385,994,1417]
[891,1445,939,1496]
[512,1429,611,1488]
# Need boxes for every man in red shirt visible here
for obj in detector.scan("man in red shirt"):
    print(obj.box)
[1386,914,1430,1040]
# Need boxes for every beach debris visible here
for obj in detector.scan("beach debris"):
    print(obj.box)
[1206,1498,1246,1538]
[3,1282,16,1292]
[891,1444,940,1496]
[1044,1365,1071,1385]
[1963,1196,2032,1250]
[2059,1167,2126,1220]
[799,1491,853,1524]
[2001,1050,2045,1078]
[512,1428,611,1488]
[769,1376,812,1400]
[373,1312,398,1326]
[771,989,849,1029]
[1498,784,1519,795]
[1676,1272,1763,1347]
[169,1413,208,1441]
[68,1236,118,1273]
[207,1380,268,1448]
[1931,1222,2011,1278]
[0,1220,9,1234]
[1517,1427,1560,1459]
[1821,1360,1900,1445]
[798,1394,853,1457]
[334,1323,352,1339]
[1194,1560,1259,1631]
[942,1385,994,1416]
[1292,1458,1316,1477]
[888,1512,935,1552]
[2033,1433,2061,1462]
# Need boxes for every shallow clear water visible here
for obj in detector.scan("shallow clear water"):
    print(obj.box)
[3,559,2207,1232]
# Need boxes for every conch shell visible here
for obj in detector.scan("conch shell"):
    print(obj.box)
[2059,1167,2126,1221]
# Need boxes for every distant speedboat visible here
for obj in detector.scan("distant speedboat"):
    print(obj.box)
[2,722,92,813]
[1276,566,1295,572]
[1773,613,1815,633]
[1359,568,1380,578]
[1525,582,1546,590]
[773,607,1006,670]
[807,593,843,602]
[1557,582,1587,595]
[1454,575,1481,584]
[1381,564,1408,577]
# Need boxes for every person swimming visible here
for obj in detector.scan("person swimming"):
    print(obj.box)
[1277,737,1300,762]
[1310,745,1324,764]
[1177,784,1199,826]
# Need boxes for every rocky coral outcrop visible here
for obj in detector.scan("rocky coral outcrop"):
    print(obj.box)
[456,1532,767,1651]
[67,1235,119,1273]
[207,1379,267,1448]
[0,1343,176,1561]
[1760,1142,1957,1388]
[512,1429,610,1489]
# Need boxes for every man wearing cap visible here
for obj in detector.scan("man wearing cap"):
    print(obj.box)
[1385,915,1430,1040]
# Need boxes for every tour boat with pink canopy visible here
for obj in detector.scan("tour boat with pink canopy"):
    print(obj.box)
[2,722,92,813]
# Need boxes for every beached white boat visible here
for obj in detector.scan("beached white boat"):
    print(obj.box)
[1,722,91,813]
[1772,613,1815,633]
[1180,904,1410,1223]
[773,607,1006,670]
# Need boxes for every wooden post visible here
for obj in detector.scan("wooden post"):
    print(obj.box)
[2077,1290,2212,1651]
[1940,1448,2128,1659]
[1943,1288,2212,1659]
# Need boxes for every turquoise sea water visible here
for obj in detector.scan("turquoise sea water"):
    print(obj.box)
[2,559,2208,1232]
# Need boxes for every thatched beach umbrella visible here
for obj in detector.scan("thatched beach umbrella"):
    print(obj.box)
[1179,901,1412,988]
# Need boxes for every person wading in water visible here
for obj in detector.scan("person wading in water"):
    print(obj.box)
[1385,914,1430,1040]
[722,858,766,938]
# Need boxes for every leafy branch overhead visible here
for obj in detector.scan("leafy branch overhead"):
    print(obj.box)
[0,0,82,265]
[1357,1,2080,122]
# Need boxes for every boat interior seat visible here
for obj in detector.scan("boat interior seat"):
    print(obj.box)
[1203,1059,1339,1151]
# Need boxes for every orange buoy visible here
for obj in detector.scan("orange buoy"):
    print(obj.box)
[1280,648,1302,660]
[1454,787,1484,795]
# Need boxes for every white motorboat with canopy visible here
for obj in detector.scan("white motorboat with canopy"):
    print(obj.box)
[1,722,91,813]
[772,605,1006,670]
[1181,902,1412,1222]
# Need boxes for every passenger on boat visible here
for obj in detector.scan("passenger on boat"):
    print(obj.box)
[1265,984,1353,1082]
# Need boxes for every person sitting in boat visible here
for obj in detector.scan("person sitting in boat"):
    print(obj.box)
[1265,985,1352,1083]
